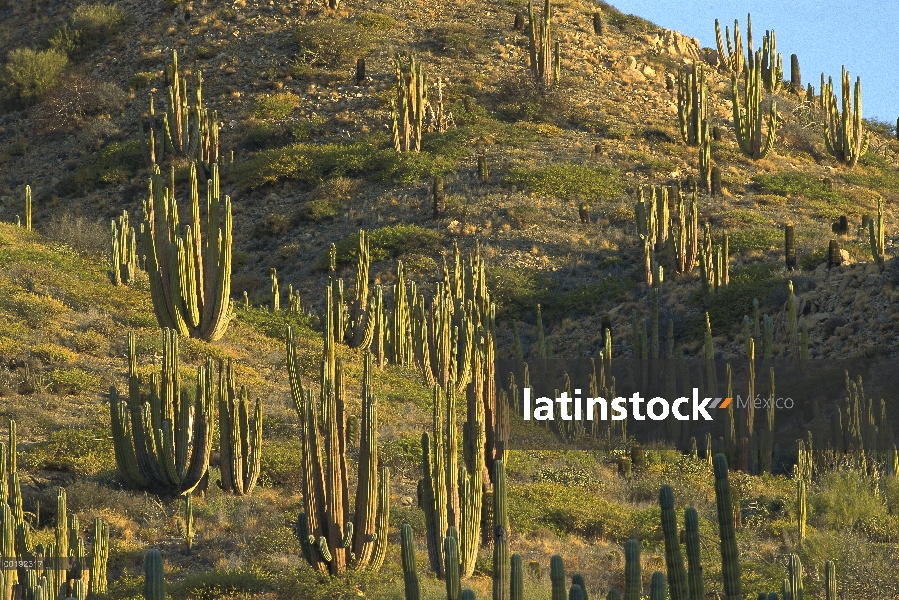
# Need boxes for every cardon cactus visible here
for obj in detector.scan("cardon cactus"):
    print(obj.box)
[623,539,641,600]
[289,324,390,575]
[217,361,262,496]
[684,507,705,600]
[178,493,194,551]
[510,553,523,600]
[493,460,509,600]
[401,523,420,600]
[143,549,165,600]
[658,485,689,600]
[142,163,232,341]
[713,454,742,600]
[392,55,427,153]
[731,52,777,159]
[649,571,667,600]
[572,574,588,600]
[24,184,32,231]
[445,528,461,600]
[787,554,803,600]
[90,517,110,596]
[527,0,558,89]
[714,18,745,75]
[419,382,484,579]
[550,555,566,600]
[796,479,807,545]
[109,330,214,496]
[869,194,885,265]
[677,62,707,146]
[824,560,836,600]
[109,209,138,286]
[822,67,870,168]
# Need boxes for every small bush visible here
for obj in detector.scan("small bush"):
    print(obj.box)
[296,199,341,222]
[753,171,844,204]
[252,212,291,238]
[543,278,632,321]
[42,212,109,256]
[250,92,300,120]
[4,48,68,104]
[505,163,624,201]
[423,24,488,58]
[354,12,396,30]
[23,427,115,475]
[32,74,126,135]
[507,204,546,228]
[698,263,785,335]
[487,266,553,318]
[49,3,132,61]
[48,367,101,394]
[332,225,443,265]
[32,342,77,363]
[295,21,377,66]
[58,140,143,196]
[813,471,886,530]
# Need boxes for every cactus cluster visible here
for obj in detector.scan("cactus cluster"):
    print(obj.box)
[634,184,700,281]
[527,0,560,90]
[677,62,708,147]
[142,163,232,341]
[419,383,485,579]
[822,67,870,168]
[139,50,219,175]
[109,330,214,496]
[699,224,729,296]
[109,209,139,286]
[392,56,427,153]
[328,232,378,349]
[731,50,777,159]
[289,324,389,575]
[1,440,109,600]
[217,361,262,496]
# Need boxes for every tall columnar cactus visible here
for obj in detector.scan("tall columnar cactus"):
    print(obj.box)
[90,516,110,596]
[142,163,232,341]
[270,268,280,311]
[787,554,803,600]
[822,67,870,168]
[24,185,32,231]
[110,210,139,286]
[869,194,885,265]
[714,18,745,76]
[109,330,214,496]
[796,479,807,546]
[790,54,801,89]
[824,560,836,600]
[493,460,509,600]
[668,184,699,275]
[510,553,523,600]
[623,539,641,600]
[677,62,708,146]
[550,555,566,600]
[289,324,390,575]
[144,549,165,600]
[785,223,796,269]
[649,571,667,600]
[731,51,777,159]
[699,120,712,194]
[713,454,742,600]
[527,0,558,90]
[420,382,484,579]
[658,486,689,600]
[139,50,219,174]
[392,56,427,153]
[178,492,194,551]
[217,361,262,496]
[759,30,783,92]
[401,524,420,600]
[684,507,705,600]
[445,528,461,600]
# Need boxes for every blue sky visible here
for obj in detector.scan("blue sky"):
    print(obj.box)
[607,0,898,123]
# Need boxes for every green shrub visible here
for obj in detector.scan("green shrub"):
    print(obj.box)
[295,21,377,66]
[49,3,132,61]
[353,12,396,30]
[169,569,274,600]
[47,367,101,394]
[58,140,144,196]
[813,471,886,530]
[32,342,77,363]
[697,263,785,336]
[753,172,845,204]
[727,228,782,253]
[331,224,443,266]
[297,199,341,223]
[507,204,546,228]
[4,48,68,103]
[543,278,632,321]
[486,266,553,318]
[424,23,488,58]
[505,163,624,201]
[250,92,300,120]
[126,71,156,89]
[23,427,116,475]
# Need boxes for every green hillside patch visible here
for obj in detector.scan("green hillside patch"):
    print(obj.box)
[505,163,624,201]
[331,225,444,266]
